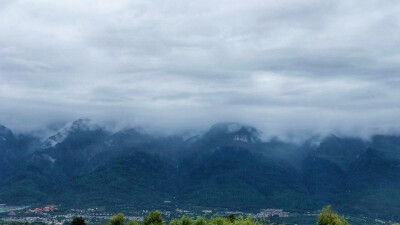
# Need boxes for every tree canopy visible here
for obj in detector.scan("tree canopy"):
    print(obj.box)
[71,217,86,225]
[143,211,164,225]
[99,207,351,225]
[108,213,125,225]
[317,205,349,225]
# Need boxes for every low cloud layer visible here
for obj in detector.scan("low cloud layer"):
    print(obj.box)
[1,0,400,139]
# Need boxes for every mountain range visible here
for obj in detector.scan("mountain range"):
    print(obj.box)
[1,119,400,219]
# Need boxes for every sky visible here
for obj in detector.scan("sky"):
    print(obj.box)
[0,0,400,139]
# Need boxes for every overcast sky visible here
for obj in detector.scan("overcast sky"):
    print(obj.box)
[1,0,400,139]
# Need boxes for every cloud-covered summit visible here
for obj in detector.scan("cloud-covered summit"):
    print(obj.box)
[1,0,400,138]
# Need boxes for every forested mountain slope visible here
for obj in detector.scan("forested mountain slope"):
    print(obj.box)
[1,120,400,219]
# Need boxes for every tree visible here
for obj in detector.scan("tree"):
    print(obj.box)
[70,217,86,225]
[128,220,139,225]
[317,206,349,225]
[206,217,225,225]
[108,213,125,225]
[194,217,206,225]
[181,216,193,225]
[143,211,164,225]
[227,214,236,223]
[169,219,181,225]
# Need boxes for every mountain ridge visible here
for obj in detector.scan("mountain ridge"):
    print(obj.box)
[1,119,400,219]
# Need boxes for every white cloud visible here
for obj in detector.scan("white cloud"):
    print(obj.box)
[0,0,400,139]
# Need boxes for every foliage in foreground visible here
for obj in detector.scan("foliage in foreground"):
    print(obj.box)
[71,217,86,225]
[317,206,349,225]
[69,206,350,225]
[108,213,125,225]
[143,211,164,225]
[101,212,265,225]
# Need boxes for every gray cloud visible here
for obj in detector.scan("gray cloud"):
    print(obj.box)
[1,0,400,139]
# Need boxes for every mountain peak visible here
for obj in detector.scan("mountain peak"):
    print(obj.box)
[0,124,15,143]
[70,118,96,131]
[209,122,259,134]
[41,119,101,148]
[108,127,153,146]
[200,122,261,144]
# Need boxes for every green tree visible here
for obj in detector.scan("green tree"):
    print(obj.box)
[227,214,236,223]
[128,220,139,225]
[108,213,125,225]
[169,219,181,225]
[194,217,206,225]
[143,211,164,225]
[235,218,260,225]
[70,217,86,225]
[317,206,349,225]
[206,217,225,225]
[181,216,193,225]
